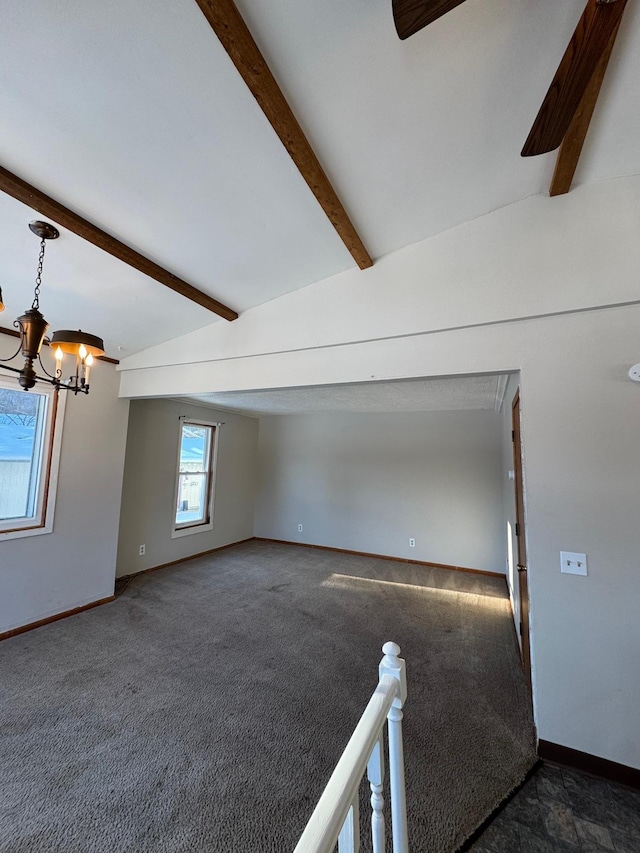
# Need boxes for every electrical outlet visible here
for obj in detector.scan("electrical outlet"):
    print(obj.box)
[560,551,587,576]
[139,544,146,556]
[409,537,415,548]
[297,524,303,532]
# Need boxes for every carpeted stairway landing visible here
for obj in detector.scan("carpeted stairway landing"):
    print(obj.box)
[0,540,536,852]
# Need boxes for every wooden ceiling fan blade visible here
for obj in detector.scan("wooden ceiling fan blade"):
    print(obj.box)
[392,0,468,39]
[521,0,627,157]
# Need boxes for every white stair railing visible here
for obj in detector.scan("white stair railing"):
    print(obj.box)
[293,642,408,853]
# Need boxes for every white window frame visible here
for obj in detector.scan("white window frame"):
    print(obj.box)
[171,418,219,539]
[0,377,66,541]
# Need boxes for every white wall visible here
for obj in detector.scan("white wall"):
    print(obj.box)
[0,338,129,633]
[116,399,258,577]
[115,177,640,770]
[256,411,504,573]
[119,176,640,379]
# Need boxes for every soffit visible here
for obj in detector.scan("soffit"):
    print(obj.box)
[184,373,511,416]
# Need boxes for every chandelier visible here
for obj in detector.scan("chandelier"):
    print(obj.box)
[0,221,104,394]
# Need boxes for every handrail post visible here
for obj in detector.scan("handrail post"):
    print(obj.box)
[292,641,408,853]
[379,642,408,853]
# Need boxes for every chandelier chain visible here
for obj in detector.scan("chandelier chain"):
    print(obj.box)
[32,237,46,310]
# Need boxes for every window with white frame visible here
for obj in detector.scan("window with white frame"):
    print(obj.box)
[173,420,217,536]
[0,376,65,539]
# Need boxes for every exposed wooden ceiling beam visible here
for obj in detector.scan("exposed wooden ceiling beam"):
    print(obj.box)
[0,165,238,321]
[193,0,374,271]
[549,20,622,197]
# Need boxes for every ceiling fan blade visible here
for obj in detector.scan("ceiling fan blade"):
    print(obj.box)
[521,0,627,157]
[392,0,468,39]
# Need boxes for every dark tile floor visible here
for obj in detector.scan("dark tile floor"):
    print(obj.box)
[466,762,640,852]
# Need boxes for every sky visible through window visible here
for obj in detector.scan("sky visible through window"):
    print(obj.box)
[179,426,207,470]
[0,387,45,522]
[0,389,38,462]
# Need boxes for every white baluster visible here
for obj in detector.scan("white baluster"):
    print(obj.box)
[338,791,360,853]
[367,735,385,853]
[379,642,408,853]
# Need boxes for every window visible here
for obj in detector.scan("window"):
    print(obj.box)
[0,377,65,539]
[173,420,217,537]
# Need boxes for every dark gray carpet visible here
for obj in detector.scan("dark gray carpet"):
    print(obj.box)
[0,541,535,852]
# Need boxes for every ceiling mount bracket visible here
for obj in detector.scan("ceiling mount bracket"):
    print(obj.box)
[29,221,60,240]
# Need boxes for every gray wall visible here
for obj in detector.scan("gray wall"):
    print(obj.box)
[256,410,504,573]
[0,338,130,633]
[116,399,258,577]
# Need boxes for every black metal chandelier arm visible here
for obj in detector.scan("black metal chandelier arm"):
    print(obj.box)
[0,361,87,394]
[0,362,54,385]
[37,352,60,381]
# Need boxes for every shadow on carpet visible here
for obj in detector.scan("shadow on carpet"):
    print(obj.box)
[0,541,536,852]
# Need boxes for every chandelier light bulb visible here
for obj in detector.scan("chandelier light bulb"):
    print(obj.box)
[85,352,94,385]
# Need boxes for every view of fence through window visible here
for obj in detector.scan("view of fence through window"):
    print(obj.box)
[0,387,47,523]
[175,423,213,527]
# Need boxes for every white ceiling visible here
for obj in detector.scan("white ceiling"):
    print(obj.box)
[1,0,639,357]
[184,373,511,416]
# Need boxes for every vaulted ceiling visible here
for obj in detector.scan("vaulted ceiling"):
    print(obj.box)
[1,0,638,357]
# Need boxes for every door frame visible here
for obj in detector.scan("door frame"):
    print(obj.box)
[512,388,532,690]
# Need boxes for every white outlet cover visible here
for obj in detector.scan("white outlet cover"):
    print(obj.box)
[560,551,587,576]
[629,364,640,382]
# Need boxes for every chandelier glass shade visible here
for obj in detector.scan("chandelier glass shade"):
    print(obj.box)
[0,221,104,394]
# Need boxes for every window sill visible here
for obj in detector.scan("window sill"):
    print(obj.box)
[171,520,214,539]
[0,523,53,542]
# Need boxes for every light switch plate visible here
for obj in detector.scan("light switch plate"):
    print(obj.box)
[560,551,587,576]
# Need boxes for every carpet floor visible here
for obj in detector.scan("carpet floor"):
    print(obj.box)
[0,540,536,852]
